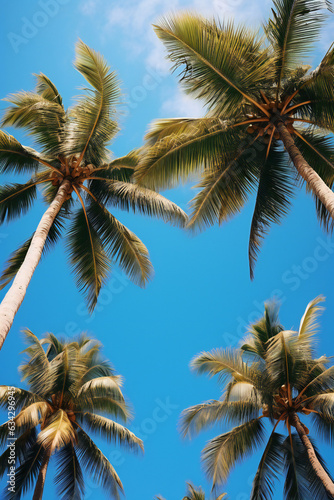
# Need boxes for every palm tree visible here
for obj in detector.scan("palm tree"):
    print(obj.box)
[181,296,334,499]
[0,40,187,350]
[135,1,334,278]
[0,330,143,499]
[156,482,227,499]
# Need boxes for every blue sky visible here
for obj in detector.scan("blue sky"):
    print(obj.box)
[1,1,334,499]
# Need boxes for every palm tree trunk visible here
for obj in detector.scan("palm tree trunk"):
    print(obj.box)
[277,121,334,220]
[0,179,71,350]
[290,412,334,498]
[32,448,51,500]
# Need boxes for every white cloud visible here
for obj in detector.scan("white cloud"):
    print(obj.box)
[161,89,205,118]
[79,0,101,16]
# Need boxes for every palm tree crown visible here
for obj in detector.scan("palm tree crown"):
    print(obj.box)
[0,40,187,348]
[181,296,334,499]
[0,330,143,499]
[135,1,334,278]
[156,482,227,500]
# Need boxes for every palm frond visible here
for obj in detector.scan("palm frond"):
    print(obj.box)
[3,441,44,499]
[265,0,332,93]
[0,131,43,174]
[37,409,76,451]
[248,144,294,279]
[298,296,325,337]
[35,73,63,106]
[62,40,120,164]
[0,181,38,224]
[82,413,143,451]
[251,432,284,500]
[283,432,333,499]
[2,90,66,156]
[101,180,188,227]
[76,429,123,499]
[66,206,110,312]
[191,348,260,387]
[54,442,85,500]
[202,418,265,486]
[20,329,52,395]
[154,14,274,114]
[187,132,263,231]
[87,201,153,287]
[135,119,238,190]
[180,399,260,438]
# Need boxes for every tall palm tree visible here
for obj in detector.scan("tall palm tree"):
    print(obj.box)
[181,296,334,499]
[0,40,187,350]
[135,1,334,278]
[0,330,143,499]
[156,482,227,500]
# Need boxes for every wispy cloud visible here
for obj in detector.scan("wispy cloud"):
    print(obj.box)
[161,88,205,117]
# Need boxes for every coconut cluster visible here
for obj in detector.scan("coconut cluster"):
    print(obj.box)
[49,155,94,199]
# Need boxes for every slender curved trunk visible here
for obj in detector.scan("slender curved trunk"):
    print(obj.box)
[0,179,71,350]
[277,121,334,220]
[32,448,51,500]
[290,412,334,498]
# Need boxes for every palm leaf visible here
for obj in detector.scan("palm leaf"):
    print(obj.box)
[202,418,265,486]
[82,413,143,450]
[2,90,66,156]
[180,399,260,438]
[283,432,333,499]
[265,0,332,93]
[135,119,239,190]
[187,133,261,231]
[37,409,76,451]
[76,428,123,499]
[87,201,153,287]
[66,206,110,312]
[298,296,325,337]
[0,181,38,224]
[154,14,273,114]
[62,40,120,164]
[248,144,294,279]
[54,442,85,500]
[251,432,284,500]
[3,441,45,499]
[0,131,42,174]
[191,348,260,387]
[101,180,188,227]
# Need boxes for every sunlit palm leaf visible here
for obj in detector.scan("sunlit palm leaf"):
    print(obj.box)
[154,14,273,114]
[63,40,120,164]
[37,409,76,451]
[136,119,238,190]
[202,418,265,486]
[2,90,66,156]
[82,413,143,450]
[103,181,188,227]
